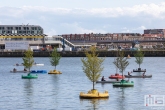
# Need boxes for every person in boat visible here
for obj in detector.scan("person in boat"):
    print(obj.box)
[142,72,146,76]
[13,68,17,72]
[101,76,106,81]
[128,72,131,76]
[16,63,19,66]
[24,68,27,71]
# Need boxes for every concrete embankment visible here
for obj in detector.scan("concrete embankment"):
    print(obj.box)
[0,51,165,57]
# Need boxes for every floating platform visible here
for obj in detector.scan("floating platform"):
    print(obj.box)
[96,80,120,83]
[113,80,134,87]
[22,74,38,79]
[124,75,152,78]
[10,70,29,73]
[79,89,109,98]
[133,69,146,72]
[48,70,62,74]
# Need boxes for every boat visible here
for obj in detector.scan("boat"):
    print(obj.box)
[10,70,29,73]
[48,70,62,74]
[96,80,120,83]
[33,63,44,66]
[14,63,44,66]
[113,80,134,87]
[22,74,38,79]
[109,73,125,79]
[133,69,146,72]
[30,70,47,74]
[79,89,109,98]
[127,54,131,59]
[124,75,152,78]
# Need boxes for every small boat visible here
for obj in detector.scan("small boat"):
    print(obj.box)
[10,70,29,73]
[30,70,47,74]
[124,75,152,78]
[22,74,38,79]
[133,69,146,72]
[33,63,44,66]
[113,80,134,87]
[79,89,109,98]
[127,54,131,59]
[96,80,120,83]
[48,70,62,74]
[14,63,44,66]
[109,73,125,79]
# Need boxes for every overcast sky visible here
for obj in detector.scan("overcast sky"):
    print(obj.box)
[0,0,165,36]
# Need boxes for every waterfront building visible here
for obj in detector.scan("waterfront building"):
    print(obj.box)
[144,29,165,38]
[0,24,47,50]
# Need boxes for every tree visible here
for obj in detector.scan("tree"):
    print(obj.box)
[81,46,104,90]
[22,48,34,74]
[50,48,61,70]
[113,49,120,74]
[113,50,129,80]
[134,49,144,69]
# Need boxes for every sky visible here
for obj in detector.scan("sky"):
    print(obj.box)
[0,0,165,36]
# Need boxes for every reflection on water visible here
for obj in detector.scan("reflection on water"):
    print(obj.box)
[23,80,34,109]
[80,98,108,110]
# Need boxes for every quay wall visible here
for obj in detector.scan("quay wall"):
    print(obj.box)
[0,51,165,57]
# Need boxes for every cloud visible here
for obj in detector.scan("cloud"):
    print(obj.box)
[60,22,107,34]
[0,2,165,35]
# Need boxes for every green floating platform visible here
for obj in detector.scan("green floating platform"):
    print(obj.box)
[22,74,38,79]
[113,80,134,87]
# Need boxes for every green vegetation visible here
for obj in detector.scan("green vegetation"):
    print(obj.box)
[134,49,144,69]
[50,48,61,70]
[81,46,105,90]
[22,48,34,74]
[113,50,129,79]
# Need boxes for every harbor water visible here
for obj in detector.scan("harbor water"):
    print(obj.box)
[0,57,165,110]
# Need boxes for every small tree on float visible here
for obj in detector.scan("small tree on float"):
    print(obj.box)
[22,48,34,74]
[50,48,61,70]
[113,50,129,80]
[81,46,105,90]
[134,49,144,70]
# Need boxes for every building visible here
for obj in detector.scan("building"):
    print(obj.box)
[144,29,165,38]
[0,25,47,50]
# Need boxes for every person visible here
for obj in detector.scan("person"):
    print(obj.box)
[142,72,146,76]
[128,72,131,76]
[16,63,19,66]
[101,76,106,81]
[13,68,16,72]
[24,68,27,71]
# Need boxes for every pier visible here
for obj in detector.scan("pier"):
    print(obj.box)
[0,50,165,57]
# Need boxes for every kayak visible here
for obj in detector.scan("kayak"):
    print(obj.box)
[10,70,29,73]
[96,80,120,83]
[14,63,44,66]
[124,75,152,78]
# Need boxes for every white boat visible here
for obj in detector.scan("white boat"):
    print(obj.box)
[33,63,44,66]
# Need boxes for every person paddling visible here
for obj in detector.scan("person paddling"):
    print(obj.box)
[101,76,106,81]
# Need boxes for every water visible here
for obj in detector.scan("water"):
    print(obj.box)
[0,57,165,110]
